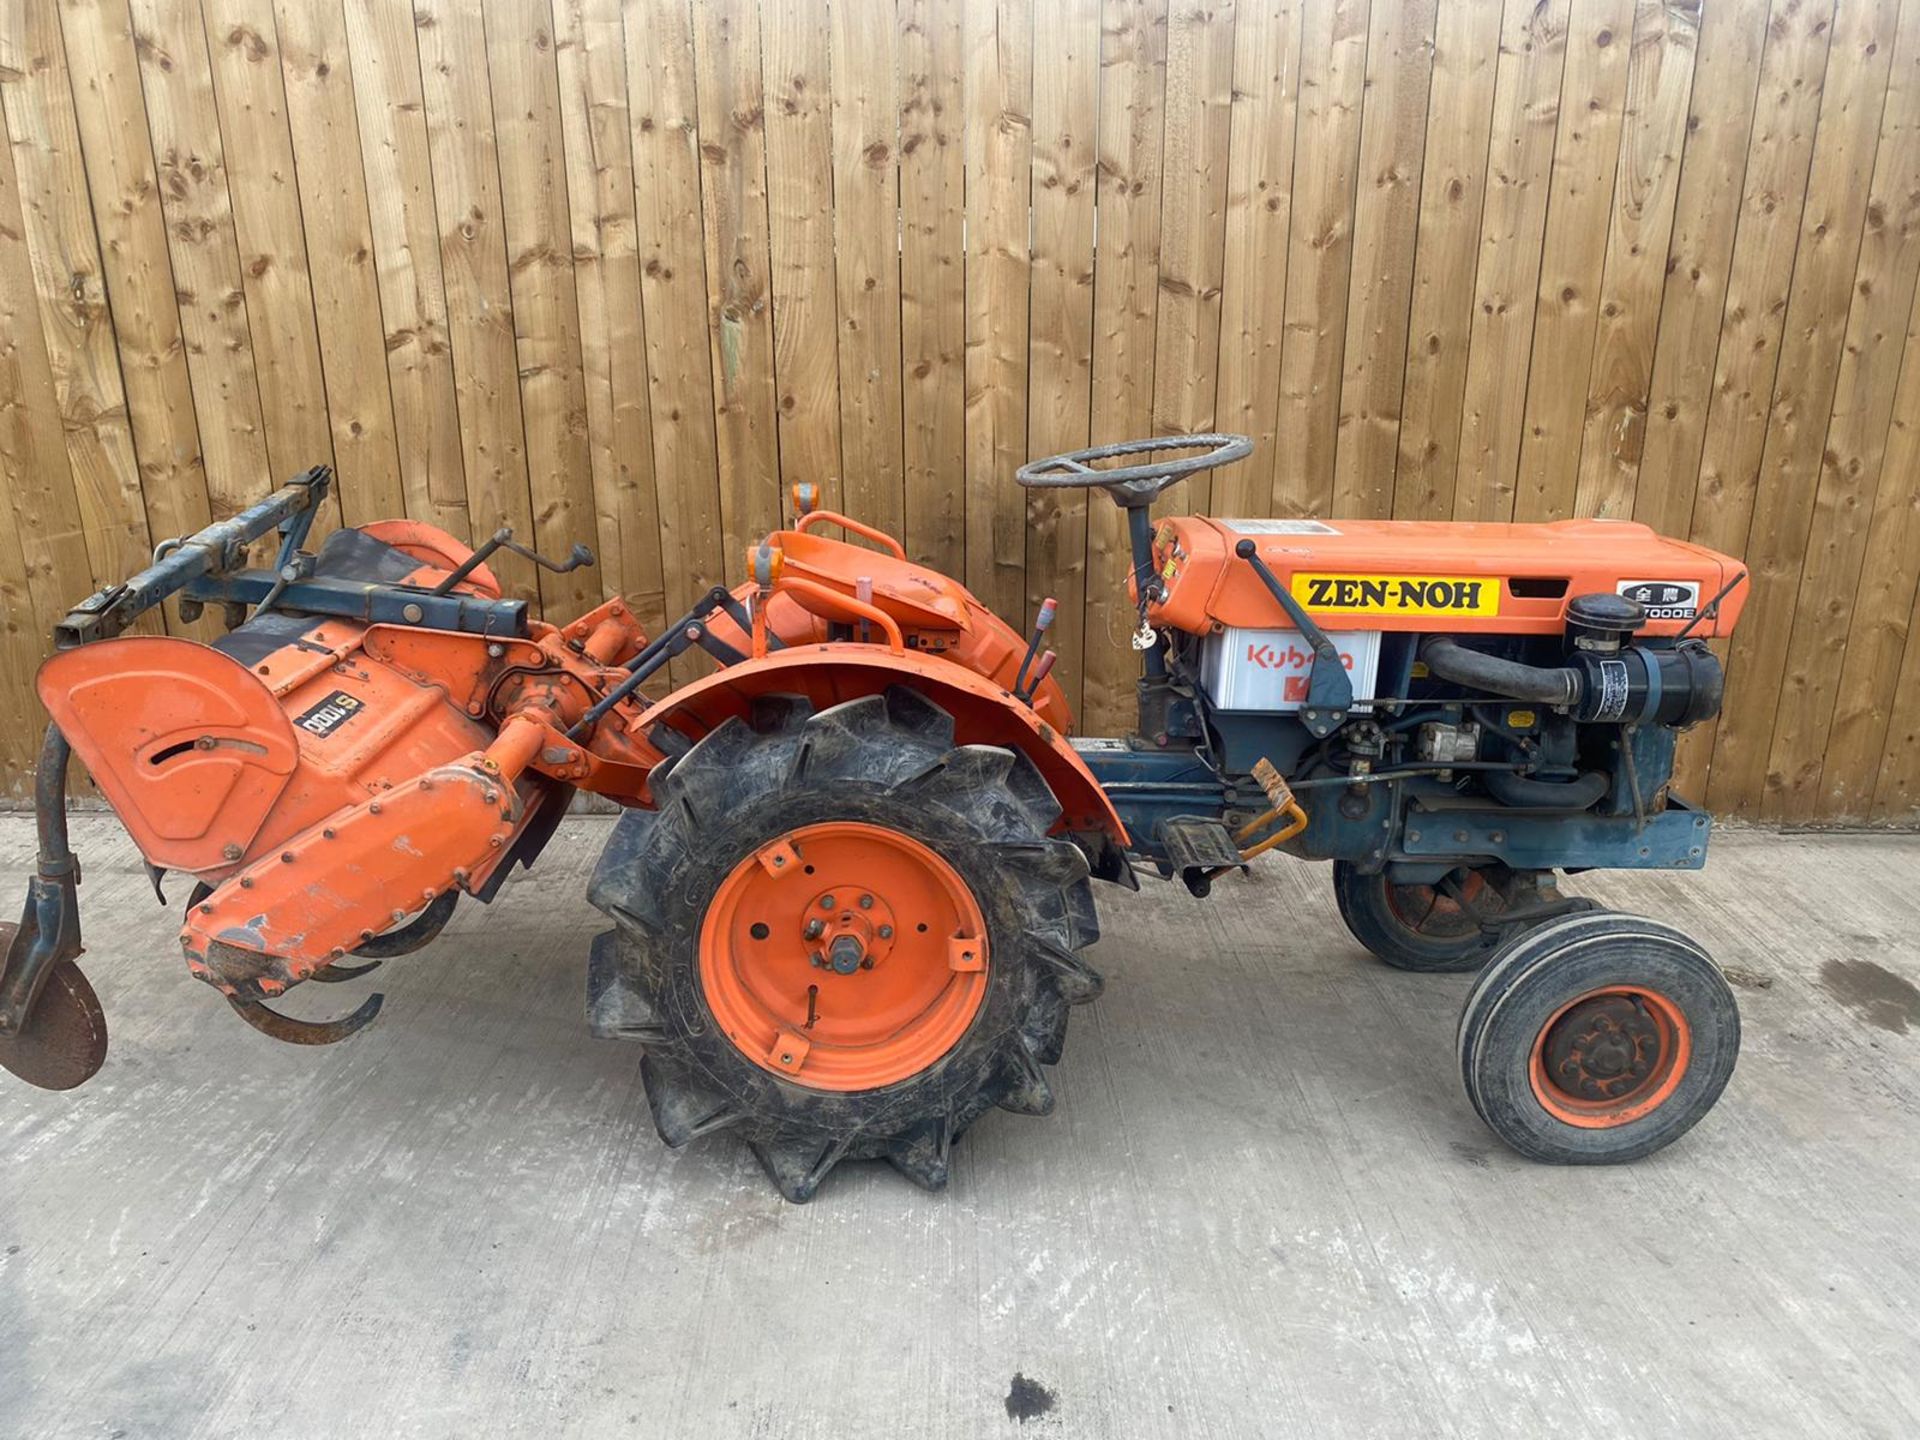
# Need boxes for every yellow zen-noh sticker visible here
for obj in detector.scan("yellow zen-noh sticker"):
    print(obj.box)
[1291,573,1501,617]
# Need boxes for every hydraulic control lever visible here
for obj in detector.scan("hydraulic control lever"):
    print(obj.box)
[430,528,595,596]
[1232,539,1352,738]
[1014,597,1057,704]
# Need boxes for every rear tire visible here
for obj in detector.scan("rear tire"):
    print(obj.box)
[586,687,1103,1202]
[1332,860,1511,972]
[1456,911,1739,1164]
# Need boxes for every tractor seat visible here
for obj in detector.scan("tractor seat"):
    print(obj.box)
[770,528,973,637]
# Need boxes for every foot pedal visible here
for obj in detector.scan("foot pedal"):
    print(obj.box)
[1158,816,1247,897]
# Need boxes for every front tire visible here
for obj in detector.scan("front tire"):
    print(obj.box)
[1456,911,1740,1164]
[586,688,1103,1202]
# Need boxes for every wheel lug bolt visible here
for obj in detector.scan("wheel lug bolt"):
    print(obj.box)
[820,895,836,910]
[877,924,893,939]
[803,918,825,940]
[859,894,874,909]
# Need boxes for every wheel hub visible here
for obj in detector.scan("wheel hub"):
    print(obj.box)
[801,886,898,974]
[699,822,990,1092]
[1541,995,1659,1100]
[1385,869,1502,940]
[1528,985,1692,1128]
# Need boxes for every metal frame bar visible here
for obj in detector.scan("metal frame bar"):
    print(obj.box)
[55,468,334,647]
[179,571,527,636]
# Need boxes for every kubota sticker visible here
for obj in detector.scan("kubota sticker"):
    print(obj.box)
[293,690,366,739]
[1290,573,1500,617]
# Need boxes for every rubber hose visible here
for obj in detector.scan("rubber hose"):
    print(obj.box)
[1481,767,1609,810]
[1420,637,1580,706]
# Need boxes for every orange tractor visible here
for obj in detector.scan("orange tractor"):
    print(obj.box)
[1,438,1748,1200]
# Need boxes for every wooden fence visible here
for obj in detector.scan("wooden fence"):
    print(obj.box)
[2,0,1919,822]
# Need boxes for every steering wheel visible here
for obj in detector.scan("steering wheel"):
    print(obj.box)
[1015,434,1253,508]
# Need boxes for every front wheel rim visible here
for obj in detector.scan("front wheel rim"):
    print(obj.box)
[1383,868,1497,941]
[1528,986,1692,1128]
[699,821,990,1092]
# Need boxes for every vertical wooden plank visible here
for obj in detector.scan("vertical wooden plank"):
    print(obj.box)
[1670,0,1834,798]
[0,0,155,591]
[1392,0,1503,520]
[831,0,905,540]
[200,0,342,507]
[414,0,538,604]
[1212,0,1302,519]
[1083,0,1167,735]
[57,0,214,556]
[1272,0,1367,517]
[692,0,782,577]
[1509,0,1639,523]
[1570,0,1702,520]
[1629,0,1770,538]
[901,0,966,580]
[762,1,842,508]
[1452,0,1571,520]
[1151,0,1235,517]
[624,0,725,641]
[0,108,88,612]
[1707,0,1900,816]
[1823,281,1920,815]
[1767,0,1920,819]
[0,115,89,621]
[341,0,470,537]
[1866,381,1920,816]
[1684,0,1833,563]
[552,0,667,642]
[1026,0,1099,718]
[1871,569,1920,817]
[1330,0,1435,519]
[128,0,275,523]
[959,0,1027,614]
[0,110,91,784]
[487,0,601,620]
[273,0,409,526]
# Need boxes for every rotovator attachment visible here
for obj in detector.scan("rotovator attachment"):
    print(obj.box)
[6,437,1750,1199]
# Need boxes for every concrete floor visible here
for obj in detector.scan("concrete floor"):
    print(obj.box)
[2,816,1918,1438]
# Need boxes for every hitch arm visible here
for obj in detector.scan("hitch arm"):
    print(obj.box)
[55,467,333,647]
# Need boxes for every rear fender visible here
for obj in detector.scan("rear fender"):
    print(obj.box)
[635,646,1127,844]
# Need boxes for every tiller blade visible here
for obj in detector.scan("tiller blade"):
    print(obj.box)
[306,958,383,984]
[226,990,384,1046]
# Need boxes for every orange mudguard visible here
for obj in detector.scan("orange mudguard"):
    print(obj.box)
[38,638,301,874]
[635,644,1127,843]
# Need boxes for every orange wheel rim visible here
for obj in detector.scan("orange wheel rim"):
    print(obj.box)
[1529,986,1691,1128]
[1385,869,1499,938]
[698,821,989,1092]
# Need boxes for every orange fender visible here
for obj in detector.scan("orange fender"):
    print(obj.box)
[38,638,301,873]
[633,644,1127,843]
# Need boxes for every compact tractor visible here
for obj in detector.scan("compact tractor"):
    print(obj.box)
[1,436,1748,1201]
